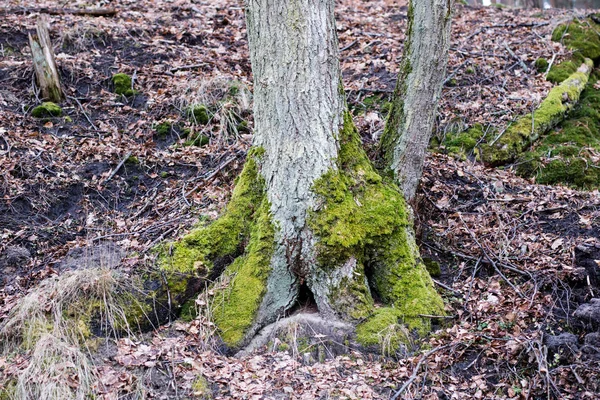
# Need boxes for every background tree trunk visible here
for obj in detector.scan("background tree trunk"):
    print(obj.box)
[381,0,453,201]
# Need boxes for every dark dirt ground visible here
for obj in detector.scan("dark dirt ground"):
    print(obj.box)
[1,0,600,399]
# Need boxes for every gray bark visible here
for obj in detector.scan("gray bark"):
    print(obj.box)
[246,0,346,330]
[382,0,453,201]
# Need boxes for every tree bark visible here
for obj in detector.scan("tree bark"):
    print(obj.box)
[381,0,453,201]
[29,15,62,103]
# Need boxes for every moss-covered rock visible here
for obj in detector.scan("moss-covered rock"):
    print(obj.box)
[112,73,136,96]
[31,102,62,118]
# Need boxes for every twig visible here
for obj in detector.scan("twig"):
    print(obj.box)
[184,155,239,198]
[0,7,118,16]
[170,63,208,73]
[67,95,97,130]
[340,40,358,52]
[432,279,462,297]
[104,152,132,184]
[390,344,454,399]
[503,42,529,72]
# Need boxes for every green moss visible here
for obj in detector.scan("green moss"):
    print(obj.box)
[516,74,600,189]
[481,59,593,166]
[158,149,266,275]
[31,102,62,118]
[191,375,212,399]
[423,258,441,277]
[156,148,273,347]
[440,123,493,159]
[125,155,139,165]
[310,112,444,332]
[154,122,172,137]
[552,19,600,62]
[184,134,210,147]
[356,307,407,354]
[547,61,579,84]
[189,105,211,125]
[112,73,136,96]
[0,380,16,400]
[534,58,549,73]
[211,198,274,347]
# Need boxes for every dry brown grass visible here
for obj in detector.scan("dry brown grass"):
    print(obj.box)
[0,267,149,400]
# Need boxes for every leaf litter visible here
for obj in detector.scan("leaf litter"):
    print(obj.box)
[1,0,599,398]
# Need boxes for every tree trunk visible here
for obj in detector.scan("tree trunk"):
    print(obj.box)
[29,15,62,103]
[381,0,453,201]
[157,0,445,352]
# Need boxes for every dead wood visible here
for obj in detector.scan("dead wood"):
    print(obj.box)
[29,15,62,102]
[1,7,118,17]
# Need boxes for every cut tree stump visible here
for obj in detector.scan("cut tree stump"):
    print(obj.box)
[29,15,62,102]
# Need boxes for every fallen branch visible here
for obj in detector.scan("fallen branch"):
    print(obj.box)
[0,7,118,17]
[503,42,529,72]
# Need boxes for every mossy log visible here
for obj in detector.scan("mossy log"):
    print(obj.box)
[480,59,593,166]
[28,16,62,102]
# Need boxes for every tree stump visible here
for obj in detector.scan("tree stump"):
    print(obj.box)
[29,15,62,102]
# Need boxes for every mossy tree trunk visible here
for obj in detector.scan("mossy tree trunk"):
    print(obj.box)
[160,0,444,351]
[381,0,453,201]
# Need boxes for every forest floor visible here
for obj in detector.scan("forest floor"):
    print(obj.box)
[1,0,600,398]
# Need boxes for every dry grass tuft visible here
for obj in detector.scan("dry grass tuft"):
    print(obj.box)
[15,334,94,400]
[1,267,149,400]
[179,76,252,143]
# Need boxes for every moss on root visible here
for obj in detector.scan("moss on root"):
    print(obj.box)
[211,198,275,347]
[356,307,408,354]
[156,148,274,347]
[310,112,445,338]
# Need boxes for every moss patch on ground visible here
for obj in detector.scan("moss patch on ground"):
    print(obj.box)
[356,307,408,355]
[112,73,136,96]
[310,112,445,337]
[548,17,600,83]
[31,102,62,118]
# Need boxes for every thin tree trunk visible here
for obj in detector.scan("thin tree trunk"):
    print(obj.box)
[29,15,62,102]
[381,0,453,201]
